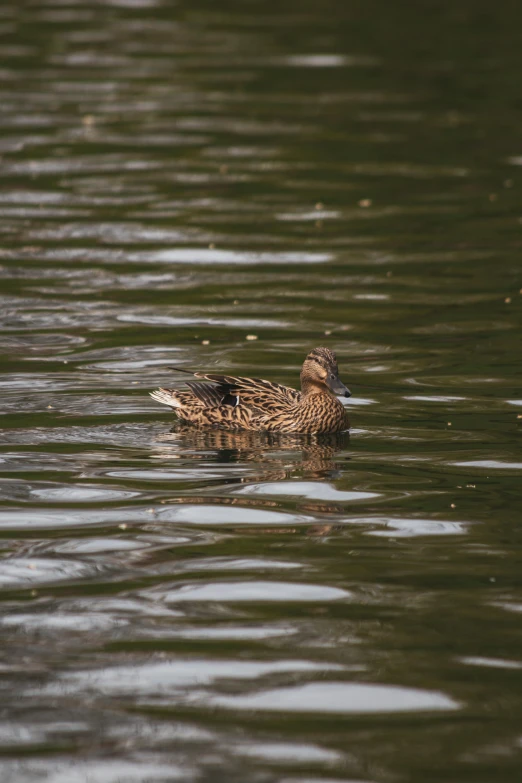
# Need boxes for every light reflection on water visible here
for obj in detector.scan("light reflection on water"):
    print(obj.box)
[1,0,522,782]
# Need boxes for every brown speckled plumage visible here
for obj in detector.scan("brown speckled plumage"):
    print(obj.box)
[150,347,351,434]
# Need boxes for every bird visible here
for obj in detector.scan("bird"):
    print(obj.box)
[150,346,351,434]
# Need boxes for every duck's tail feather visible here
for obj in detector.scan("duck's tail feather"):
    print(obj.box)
[149,388,182,409]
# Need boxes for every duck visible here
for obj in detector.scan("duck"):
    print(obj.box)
[150,347,351,434]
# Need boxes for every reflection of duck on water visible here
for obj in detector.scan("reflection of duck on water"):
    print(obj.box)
[154,426,350,537]
[150,347,351,434]
[155,425,350,487]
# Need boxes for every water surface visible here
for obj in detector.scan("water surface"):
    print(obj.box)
[1,1,522,781]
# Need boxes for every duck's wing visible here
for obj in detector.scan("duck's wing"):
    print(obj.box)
[194,373,300,414]
[185,380,238,408]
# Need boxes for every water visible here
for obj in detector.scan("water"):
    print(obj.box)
[1,0,522,781]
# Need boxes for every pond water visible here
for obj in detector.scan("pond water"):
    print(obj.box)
[1,1,521,781]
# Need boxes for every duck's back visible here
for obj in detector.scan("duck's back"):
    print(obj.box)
[193,373,300,415]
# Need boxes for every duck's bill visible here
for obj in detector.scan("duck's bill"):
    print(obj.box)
[327,376,352,398]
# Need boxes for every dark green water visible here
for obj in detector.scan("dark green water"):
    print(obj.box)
[1,1,521,781]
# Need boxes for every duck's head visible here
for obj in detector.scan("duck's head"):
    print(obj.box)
[300,347,351,398]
